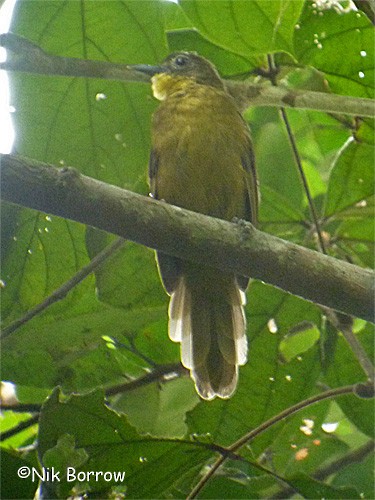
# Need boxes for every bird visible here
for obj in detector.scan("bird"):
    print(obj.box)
[131,52,259,400]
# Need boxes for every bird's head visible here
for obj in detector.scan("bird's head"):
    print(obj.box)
[130,52,224,100]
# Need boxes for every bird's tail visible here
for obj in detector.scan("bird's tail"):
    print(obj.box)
[168,266,247,400]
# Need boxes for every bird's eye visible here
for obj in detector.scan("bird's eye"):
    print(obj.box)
[174,55,189,67]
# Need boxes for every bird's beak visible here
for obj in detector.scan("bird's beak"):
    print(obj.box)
[129,64,164,76]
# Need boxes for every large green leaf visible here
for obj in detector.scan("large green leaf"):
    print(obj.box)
[286,472,361,499]
[1,207,91,322]
[323,326,374,437]
[167,28,260,75]
[37,389,211,498]
[179,0,304,58]
[0,448,39,499]
[257,122,303,208]
[112,377,199,438]
[333,213,374,268]
[332,449,374,499]
[295,3,374,98]
[10,0,166,186]
[324,141,374,217]
[1,293,170,391]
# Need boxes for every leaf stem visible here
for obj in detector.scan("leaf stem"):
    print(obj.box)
[0,414,39,442]
[187,384,356,499]
[324,310,375,382]
[1,237,125,339]
[266,54,327,254]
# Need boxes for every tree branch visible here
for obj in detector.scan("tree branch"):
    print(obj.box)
[1,154,374,322]
[0,32,148,82]
[1,33,374,118]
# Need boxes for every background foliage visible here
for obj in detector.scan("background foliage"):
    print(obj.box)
[1,0,374,498]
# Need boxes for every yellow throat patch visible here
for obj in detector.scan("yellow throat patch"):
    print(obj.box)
[151,73,194,101]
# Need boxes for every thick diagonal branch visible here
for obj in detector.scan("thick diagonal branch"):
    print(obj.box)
[1,154,374,322]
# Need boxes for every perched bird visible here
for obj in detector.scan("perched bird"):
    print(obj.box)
[132,52,258,400]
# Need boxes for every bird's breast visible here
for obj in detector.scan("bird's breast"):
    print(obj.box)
[152,88,250,220]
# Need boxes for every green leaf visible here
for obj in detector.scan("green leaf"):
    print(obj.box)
[279,323,320,362]
[179,0,304,58]
[253,115,304,210]
[161,0,192,31]
[42,434,88,471]
[331,447,374,499]
[269,403,349,478]
[323,326,374,437]
[86,229,165,310]
[194,463,271,499]
[38,388,211,498]
[112,377,199,438]
[167,29,260,75]
[356,118,375,145]
[259,185,306,241]
[334,215,374,267]
[10,0,165,186]
[287,472,361,499]
[295,4,374,98]
[0,449,38,500]
[1,208,91,323]
[1,299,172,391]
[324,141,374,217]
[0,410,39,449]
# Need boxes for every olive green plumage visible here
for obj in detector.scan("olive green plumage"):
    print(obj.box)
[134,52,258,399]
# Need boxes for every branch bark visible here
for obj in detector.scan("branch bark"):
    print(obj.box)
[1,33,374,118]
[1,154,374,322]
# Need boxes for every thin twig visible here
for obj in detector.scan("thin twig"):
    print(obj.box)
[113,333,158,368]
[325,310,375,382]
[1,237,125,339]
[0,414,39,442]
[280,107,327,254]
[266,54,327,254]
[105,363,186,397]
[187,384,356,499]
[0,403,42,413]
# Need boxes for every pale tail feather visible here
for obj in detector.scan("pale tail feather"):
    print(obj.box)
[168,275,248,400]
[169,277,193,369]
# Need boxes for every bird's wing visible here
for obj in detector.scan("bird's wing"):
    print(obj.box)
[149,148,182,295]
[241,135,259,227]
[148,148,159,198]
[236,135,259,292]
